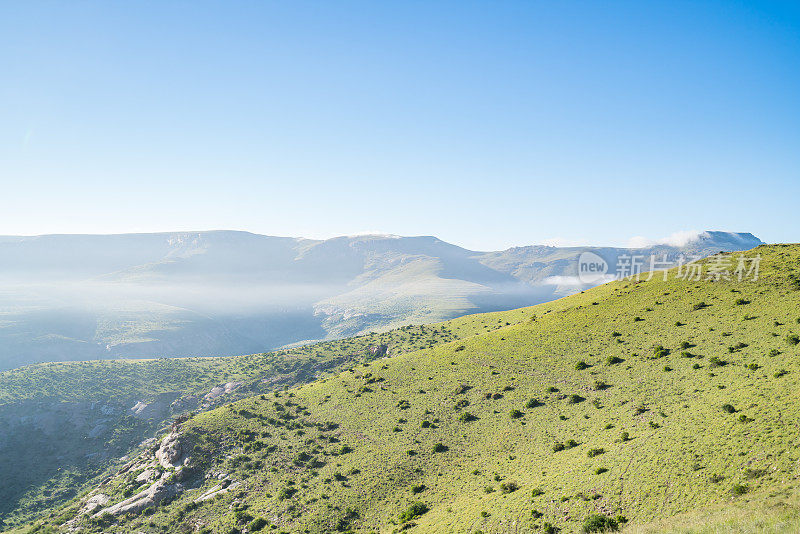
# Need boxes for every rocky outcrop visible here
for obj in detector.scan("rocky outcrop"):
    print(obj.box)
[194,481,240,503]
[369,344,388,357]
[204,382,243,402]
[94,479,183,517]
[90,430,194,518]
[83,493,109,513]
[155,431,185,469]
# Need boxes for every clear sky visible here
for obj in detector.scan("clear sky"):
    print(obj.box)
[2,1,798,250]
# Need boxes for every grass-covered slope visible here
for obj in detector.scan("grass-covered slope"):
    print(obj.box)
[0,311,529,528]
[16,244,800,533]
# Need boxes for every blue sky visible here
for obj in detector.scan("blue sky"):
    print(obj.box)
[2,1,798,250]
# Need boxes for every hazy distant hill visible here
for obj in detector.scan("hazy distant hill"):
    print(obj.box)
[0,230,762,369]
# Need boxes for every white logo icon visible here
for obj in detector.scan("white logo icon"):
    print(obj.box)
[577,251,609,284]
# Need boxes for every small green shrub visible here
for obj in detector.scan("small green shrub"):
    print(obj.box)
[500,481,519,494]
[731,483,749,496]
[526,398,543,408]
[709,356,727,368]
[568,394,585,404]
[583,512,619,532]
[652,345,669,358]
[248,517,268,531]
[458,412,476,422]
[399,501,429,522]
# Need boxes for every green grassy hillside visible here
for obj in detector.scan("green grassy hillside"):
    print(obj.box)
[0,309,529,528]
[13,244,800,533]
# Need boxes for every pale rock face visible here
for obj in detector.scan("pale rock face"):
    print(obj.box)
[130,401,148,415]
[84,494,109,513]
[135,468,157,483]
[204,381,243,402]
[94,480,183,517]
[155,432,184,469]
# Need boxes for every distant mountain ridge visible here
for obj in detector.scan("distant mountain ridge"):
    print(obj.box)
[0,230,762,369]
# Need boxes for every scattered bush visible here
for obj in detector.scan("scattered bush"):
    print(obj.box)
[731,483,749,496]
[526,398,543,408]
[721,404,736,413]
[432,443,448,453]
[583,513,619,532]
[510,409,524,419]
[399,501,429,522]
[500,481,519,494]
[575,361,590,370]
[568,394,585,404]
[248,517,268,531]
[786,334,800,345]
[587,448,605,458]
[652,345,669,358]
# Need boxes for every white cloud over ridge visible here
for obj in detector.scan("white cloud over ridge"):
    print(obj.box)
[627,230,708,249]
